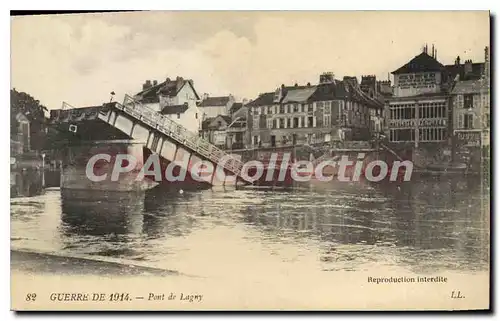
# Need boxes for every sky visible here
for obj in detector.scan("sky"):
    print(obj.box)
[11,11,489,109]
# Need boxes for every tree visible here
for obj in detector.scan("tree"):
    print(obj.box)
[11,88,49,151]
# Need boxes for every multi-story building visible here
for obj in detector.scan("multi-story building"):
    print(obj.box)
[387,46,450,147]
[246,73,383,148]
[450,46,490,166]
[387,44,487,167]
[197,95,235,119]
[200,115,232,148]
[134,77,202,133]
[360,75,393,135]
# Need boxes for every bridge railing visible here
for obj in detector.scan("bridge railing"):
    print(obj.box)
[118,95,244,176]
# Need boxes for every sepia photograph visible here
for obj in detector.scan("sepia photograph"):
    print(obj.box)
[9,10,490,311]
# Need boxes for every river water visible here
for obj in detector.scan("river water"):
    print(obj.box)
[11,176,490,278]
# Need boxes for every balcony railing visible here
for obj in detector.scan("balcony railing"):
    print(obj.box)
[118,95,244,176]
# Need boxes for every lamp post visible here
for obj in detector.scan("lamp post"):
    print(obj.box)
[41,153,46,188]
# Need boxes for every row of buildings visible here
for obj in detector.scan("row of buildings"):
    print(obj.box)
[387,45,490,167]
[132,73,390,150]
[131,44,489,167]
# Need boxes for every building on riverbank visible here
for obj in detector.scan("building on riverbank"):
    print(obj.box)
[246,72,384,149]
[450,46,490,171]
[134,77,202,133]
[385,44,487,168]
[10,112,44,197]
[197,94,235,119]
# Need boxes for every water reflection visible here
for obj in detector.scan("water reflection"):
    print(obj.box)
[142,185,202,239]
[241,177,489,272]
[11,176,490,273]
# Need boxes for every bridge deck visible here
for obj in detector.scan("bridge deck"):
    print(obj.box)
[51,95,248,183]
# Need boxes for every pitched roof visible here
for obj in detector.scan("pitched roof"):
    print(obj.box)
[444,62,484,82]
[245,92,275,107]
[135,78,200,103]
[247,79,383,109]
[201,117,215,130]
[201,115,231,130]
[392,52,444,74]
[309,79,383,108]
[281,86,317,103]
[229,102,243,113]
[451,79,488,95]
[309,80,349,102]
[160,103,189,115]
[198,96,232,107]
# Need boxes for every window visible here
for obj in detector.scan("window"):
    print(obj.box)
[324,101,331,114]
[464,114,474,129]
[177,113,181,119]
[279,118,285,128]
[293,117,299,128]
[280,105,285,113]
[268,106,273,114]
[287,118,292,128]
[317,101,324,109]
[267,119,273,129]
[324,115,331,127]
[308,104,313,112]
[253,117,259,129]
[293,104,299,112]
[308,116,314,127]
[464,94,474,109]
[253,136,259,145]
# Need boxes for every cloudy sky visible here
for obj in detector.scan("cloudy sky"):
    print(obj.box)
[11,11,489,109]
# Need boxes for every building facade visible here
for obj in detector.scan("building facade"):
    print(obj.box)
[387,46,450,148]
[134,77,202,133]
[246,73,383,149]
[200,115,232,148]
[198,95,235,119]
[387,44,487,167]
[450,46,490,168]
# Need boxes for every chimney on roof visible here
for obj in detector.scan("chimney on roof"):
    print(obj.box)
[464,59,473,76]
[455,56,461,65]
[307,82,311,87]
[435,49,437,60]
[202,93,209,100]
[153,80,158,86]
[143,80,152,90]
[294,83,298,87]
[319,72,334,84]
[431,44,435,58]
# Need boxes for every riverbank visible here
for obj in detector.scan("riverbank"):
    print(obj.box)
[11,249,182,277]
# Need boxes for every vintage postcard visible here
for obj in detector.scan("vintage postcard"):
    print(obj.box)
[10,11,490,311]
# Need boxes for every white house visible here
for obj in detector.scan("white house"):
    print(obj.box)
[134,77,202,133]
[197,95,235,119]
